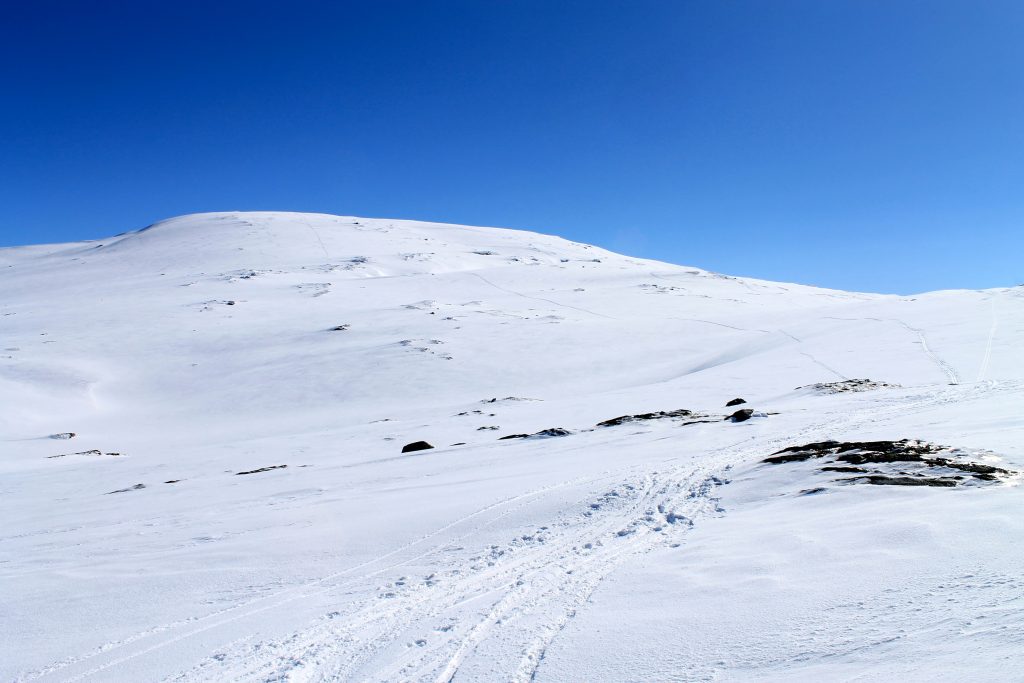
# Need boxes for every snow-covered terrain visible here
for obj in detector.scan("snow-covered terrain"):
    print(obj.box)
[2,212,1021,682]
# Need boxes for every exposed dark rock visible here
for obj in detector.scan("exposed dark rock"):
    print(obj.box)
[106,483,145,494]
[534,428,571,438]
[764,439,1013,490]
[850,475,959,487]
[330,324,350,331]
[236,465,287,475]
[766,439,940,464]
[726,408,755,423]
[164,480,181,484]
[401,441,434,453]
[597,409,694,428]
[837,451,923,465]
[924,458,1009,476]
[772,440,840,456]
[797,379,897,394]
[48,449,102,459]
[49,432,76,439]
[799,487,828,496]
[725,398,746,407]
[477,426,499,431]
[499,428,571,440]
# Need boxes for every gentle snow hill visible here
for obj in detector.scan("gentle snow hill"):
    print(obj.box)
[1,212,1022,682]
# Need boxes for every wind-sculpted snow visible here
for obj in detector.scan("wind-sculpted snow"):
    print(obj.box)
[1,212,1022,682]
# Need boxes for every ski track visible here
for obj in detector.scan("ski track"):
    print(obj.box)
[824,316,961,385]
[976,297,998,383]
[800,351,848,381]
[894,319,961,385]
[301,218,331,260]
[777,329,802,343]
[468,272,615,320]
[668,318,770,334]
[50,384,979,683]
[22,473,621,683]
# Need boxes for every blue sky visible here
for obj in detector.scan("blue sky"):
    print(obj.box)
[2,1,1021,293]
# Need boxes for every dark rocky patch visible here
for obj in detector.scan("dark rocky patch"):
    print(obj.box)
[797,378,897,394]
[477,426,499,431]
[164,480,181,484]
[49,432,76,439]
[764,439,1014,489]
[925,458,1009,477]
[534,428,571,438]
[848,475,959,487]
[401,441,434,453]
[597,409,694,428]
[106,483,145,494]
[236,465,287,475]
[499,428,571,440]
[48,449,103,458]
[726,408,755,423]
[765,439,940,464]
[725,398,746,407]
[330,324,350,331]
[799,487,828,496]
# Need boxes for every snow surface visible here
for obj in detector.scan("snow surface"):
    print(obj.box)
[1,211,1021,682]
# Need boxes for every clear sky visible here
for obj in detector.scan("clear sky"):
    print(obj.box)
[3,1,1022,294]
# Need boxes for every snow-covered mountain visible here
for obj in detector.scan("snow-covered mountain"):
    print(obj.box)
[2,212,1022,682]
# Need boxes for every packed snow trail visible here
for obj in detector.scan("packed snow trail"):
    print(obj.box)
[976,296,998,382]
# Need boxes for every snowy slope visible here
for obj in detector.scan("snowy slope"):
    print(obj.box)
[1,212,1021,682]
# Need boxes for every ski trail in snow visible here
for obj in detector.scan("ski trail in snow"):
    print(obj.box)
[774,327,848,380]
[301,218,330,259]
[800,351,849,381]
[777,329,802,343]
[26,472,622,683]
[824,316,961,385]
[469,272,615,320]
[893,320,960,385]
[669,318,770,333]
[976,297,998,383]
[768,328,847,380]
